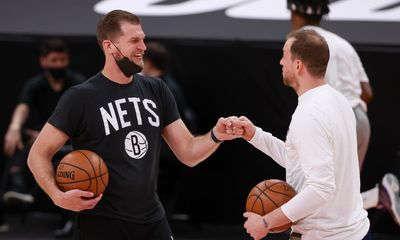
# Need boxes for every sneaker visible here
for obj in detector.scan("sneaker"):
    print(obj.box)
[3,191,34,205]
[0,223,9,233]
[53,220,74,238]
[379,173,400,226]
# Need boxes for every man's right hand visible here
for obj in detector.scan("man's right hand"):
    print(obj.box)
[4,127,23,156]
[232,116,257,141]
[53,189,102,212]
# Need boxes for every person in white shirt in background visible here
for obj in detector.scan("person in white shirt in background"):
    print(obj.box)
[287,0,400,227]
[236,29,371,240]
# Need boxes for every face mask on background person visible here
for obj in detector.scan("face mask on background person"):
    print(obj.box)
[111,41,143,78]
[46,67,67,79]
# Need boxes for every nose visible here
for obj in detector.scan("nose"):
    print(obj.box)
[53,58,69,68]
[55,60,67,67]
[138,41,146,51]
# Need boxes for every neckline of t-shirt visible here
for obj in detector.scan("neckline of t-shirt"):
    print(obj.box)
[98,72,140,87]
[298,84,329,102]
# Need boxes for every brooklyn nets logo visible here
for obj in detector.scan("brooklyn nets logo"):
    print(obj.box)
[124,131,148,159]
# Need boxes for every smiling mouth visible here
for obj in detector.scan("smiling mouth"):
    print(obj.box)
[133,53,143,58]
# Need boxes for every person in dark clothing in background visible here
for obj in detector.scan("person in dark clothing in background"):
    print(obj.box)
[142,41,199,220]
[0,38,85,236]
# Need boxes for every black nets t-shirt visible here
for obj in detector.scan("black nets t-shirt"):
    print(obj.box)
[48,72,180,223]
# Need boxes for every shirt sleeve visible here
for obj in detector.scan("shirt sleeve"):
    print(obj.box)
[353,53,369,83]
[19,79,36,106]
[348,45,369,84]
[160,80,180,127]
[248,127,287,168]
[47,87,85,137]
[280,111,336,222]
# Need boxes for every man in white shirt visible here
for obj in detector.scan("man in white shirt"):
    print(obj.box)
[287,0,400,227]
[288,0,372,169]
[236,29,371,240]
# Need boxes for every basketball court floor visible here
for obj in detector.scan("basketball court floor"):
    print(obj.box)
[1,211,399,240]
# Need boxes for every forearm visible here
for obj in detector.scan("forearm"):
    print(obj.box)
[264,208,292,231]
[27,123,69,203]
[249,127,287,167]
[27,143,62,202]
[281,186,329,222]
[8,103,29,131]
[175,130,220,167]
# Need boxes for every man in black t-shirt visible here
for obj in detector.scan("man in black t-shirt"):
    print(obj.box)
[0,38,85,233]
[27,10,241,240]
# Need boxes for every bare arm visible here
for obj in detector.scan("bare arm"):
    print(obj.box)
[162,117,239,167]
[360,82,373,104]
[27,123,101,211]
[4,103,29,156]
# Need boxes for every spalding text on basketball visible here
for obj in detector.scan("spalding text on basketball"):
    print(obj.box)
[57,170,75,180]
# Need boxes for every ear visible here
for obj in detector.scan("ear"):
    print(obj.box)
[295,60,303,72]
[102,40,113,54]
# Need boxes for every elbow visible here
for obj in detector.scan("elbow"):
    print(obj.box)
[361,83,373,104]
[180,157,198,168]
[27,151,35,173]
[26,144,42,174]
[325,184,336,199]
[177,154,206,167]
[308,181,336,203]
[185,162,197,168]
[174,148,203,168]
[361,93,373,104]
[319,183,336,202]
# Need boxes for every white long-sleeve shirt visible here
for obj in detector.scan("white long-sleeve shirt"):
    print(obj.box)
[249,85,369,240]
[304,25,370,111]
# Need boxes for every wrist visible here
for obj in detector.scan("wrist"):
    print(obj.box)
[262,217,270,230]
[210,128,223,144]
[9,124,21,132]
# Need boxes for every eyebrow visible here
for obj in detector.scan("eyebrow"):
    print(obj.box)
[128,34,145,40]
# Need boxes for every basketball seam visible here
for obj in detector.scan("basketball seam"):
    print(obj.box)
[97,154,108,190]
[264,182,296,197]
[78,150,97,195]
[255,186,280,209]
[249,194,266,215]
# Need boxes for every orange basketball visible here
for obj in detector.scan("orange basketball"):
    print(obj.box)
[246,179,297,233]
[55,150,109,197]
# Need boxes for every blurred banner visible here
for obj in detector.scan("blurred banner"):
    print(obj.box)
[1,0,399,45]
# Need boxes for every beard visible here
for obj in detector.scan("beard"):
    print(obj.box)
[282,73,298,91]
[283,76,290,87]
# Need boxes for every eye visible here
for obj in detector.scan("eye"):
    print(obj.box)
[130,39,139,44]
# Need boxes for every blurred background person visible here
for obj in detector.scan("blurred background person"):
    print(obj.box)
[142,41,199,221]
[0,38,85,236]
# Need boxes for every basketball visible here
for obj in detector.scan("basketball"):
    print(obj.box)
[246,179,297,233]
[55,150,109,197]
